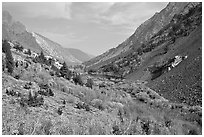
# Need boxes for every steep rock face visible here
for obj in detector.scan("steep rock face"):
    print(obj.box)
[32,33,93,65]
[32,32,65,61]
[84,2,197,69]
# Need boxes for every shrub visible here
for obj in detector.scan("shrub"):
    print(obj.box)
[38,88,54,97]
[49,71,55,76]
[41,120,53,135]
[57,107,63,115]
[39,83,49,90]
[27,91,44,107]
[112,125,121,135]
[13,43,24,52]
[88,69,97,74]
[73,75,83,86]
[86,78,94,89]
[91,99,105,111]
[24,49,31,55]
[137,47,143,56]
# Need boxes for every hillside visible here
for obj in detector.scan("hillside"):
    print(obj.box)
[84,2,194,68]
[2,42,202,134]
[63,48,95,63]
[2,10,43,53]
[2,11,93,65]
[2,2,202,135]
[83,2,202,106]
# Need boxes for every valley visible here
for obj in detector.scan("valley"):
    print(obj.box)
[2,2,202,135]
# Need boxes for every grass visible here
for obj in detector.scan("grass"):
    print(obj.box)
[2,55,202,135]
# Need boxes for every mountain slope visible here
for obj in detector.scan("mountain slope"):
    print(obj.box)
[33,33,93,64]
[64,48,95,62]
[2,11,93,65]
[83,2,202,106]
[146,25,202,106]
[83,2,197,69]
[2,10,43,53]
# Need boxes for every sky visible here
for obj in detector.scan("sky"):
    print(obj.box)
[2,2,168,56]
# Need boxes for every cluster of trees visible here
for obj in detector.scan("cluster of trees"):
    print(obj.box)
[102,64,119,73]
[60,62,72,80]
[33,51,55,66]
[60,62,94,88]
[13,43,24,52]
[2,40,94,89]
[59,61,85,86]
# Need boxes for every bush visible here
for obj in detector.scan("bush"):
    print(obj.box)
[49,71,55,76]
[41,120,53,135]
[38,89,54,97]
[75,102,90,111]
[73,75,83,86]
[137,47,143,56]
[57,107,63,115]
[88,69,97,74]
[91,99,105,111]
[13,43,24,52]
[19,91,44,107]
[86,78,94,89]
[24,49,31,55]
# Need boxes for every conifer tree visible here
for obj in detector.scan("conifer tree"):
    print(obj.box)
[86,78,94,89]
[2,40,14,74]
[60,62,71,80]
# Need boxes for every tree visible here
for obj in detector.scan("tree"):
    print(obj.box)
[46,58,55,66]
[38,51,46,63]
[73,74,83,86]
[2,40,11,53]
[86,78,94,89]
[137,47,143,56]
[60,62,72,80]
[3,40,14,74]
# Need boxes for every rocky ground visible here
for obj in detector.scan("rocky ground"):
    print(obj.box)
[2,54,202,135]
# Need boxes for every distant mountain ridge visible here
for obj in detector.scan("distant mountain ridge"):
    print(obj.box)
[2,10,94,65]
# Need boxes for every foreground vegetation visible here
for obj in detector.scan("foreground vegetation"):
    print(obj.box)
[2,41,202,135]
